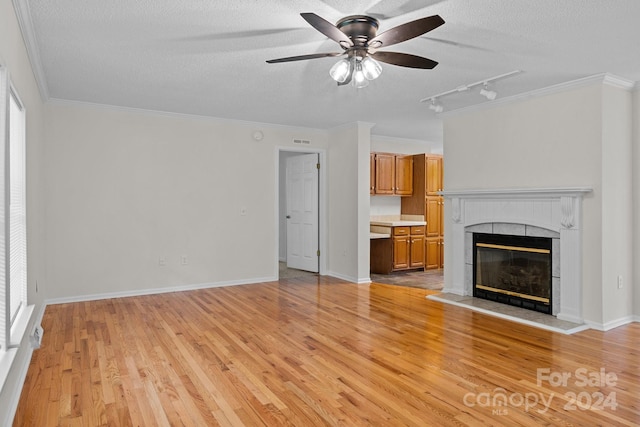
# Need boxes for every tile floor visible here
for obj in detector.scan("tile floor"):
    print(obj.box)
[370,269,444,291]
[278,263,444,291]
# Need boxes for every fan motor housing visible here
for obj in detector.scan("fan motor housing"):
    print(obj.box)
[336,15,379,46]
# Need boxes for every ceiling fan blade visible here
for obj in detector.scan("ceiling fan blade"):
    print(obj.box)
[300,12,353,47]
[266,52,343,64]
[371,51,438,69]
[369,15,444,48]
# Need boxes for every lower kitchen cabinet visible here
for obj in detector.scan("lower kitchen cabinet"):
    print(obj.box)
[425,237,443,270]
[371,225,425,274]
[393,226,425,270]
[393,234,410,270]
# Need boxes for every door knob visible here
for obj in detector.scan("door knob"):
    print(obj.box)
[286,215,291,219]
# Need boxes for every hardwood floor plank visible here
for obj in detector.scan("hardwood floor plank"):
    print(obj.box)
[14,277,640,426]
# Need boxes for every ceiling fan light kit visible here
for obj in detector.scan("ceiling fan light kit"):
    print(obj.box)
[361,57,382,80]
[329,55,382,88]
[267,12,445,88]
[329,58,351,83]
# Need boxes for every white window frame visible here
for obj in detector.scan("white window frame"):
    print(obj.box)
[0,64,33,394]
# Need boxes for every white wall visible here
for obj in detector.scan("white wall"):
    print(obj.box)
[44,102,330,301]
[327,122,372,283]
[0,0,46,421]
[443,77,636,328]
[601,84,634,324]
[371,135,434,154]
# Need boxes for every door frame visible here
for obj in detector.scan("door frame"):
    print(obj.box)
[275,146,327,277]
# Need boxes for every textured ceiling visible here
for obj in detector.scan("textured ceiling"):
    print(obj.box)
[23,0,640,142]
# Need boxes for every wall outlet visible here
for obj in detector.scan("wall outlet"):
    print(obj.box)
[181,255,188,265]
[617,275,623,289]
[159,256,167,266]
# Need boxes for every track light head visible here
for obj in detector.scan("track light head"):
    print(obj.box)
[480,83,497,100]
[428,99,443,113]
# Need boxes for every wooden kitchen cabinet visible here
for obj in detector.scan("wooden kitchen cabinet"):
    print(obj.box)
[393,226,424,271]
[425,196,442,237]
[394,155,413,196]
[425,195,444,269]
[371,225,425,274]
[371,152,413,196]
[374,152,395,194]
[426,155,443,195]
[425,237,441,270]
[393,236,410,270]
[409,226,425,268]
[401,153,444,270]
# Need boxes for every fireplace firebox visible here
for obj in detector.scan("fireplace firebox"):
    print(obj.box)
[473,233,552,314]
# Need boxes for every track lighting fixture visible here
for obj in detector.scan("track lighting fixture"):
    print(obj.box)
[479,83,497,100]
[420,70,522,107]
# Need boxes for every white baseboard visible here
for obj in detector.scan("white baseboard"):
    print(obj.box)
[584,315,639,332]
[324,271,371,284]
[46,276,278,305]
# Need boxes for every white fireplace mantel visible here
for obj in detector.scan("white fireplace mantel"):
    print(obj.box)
[440,187,593,198]
[441,187,592,324]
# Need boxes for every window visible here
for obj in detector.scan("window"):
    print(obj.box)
[0,66,28,354]
[9,86,27,327]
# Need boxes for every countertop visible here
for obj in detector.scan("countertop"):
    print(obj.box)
[370,232,391,239]
[370,220,426,227]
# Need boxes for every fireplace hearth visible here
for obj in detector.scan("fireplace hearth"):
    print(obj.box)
[473,233,552,314]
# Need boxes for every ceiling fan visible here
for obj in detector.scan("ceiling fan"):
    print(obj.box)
[266,13,445,88]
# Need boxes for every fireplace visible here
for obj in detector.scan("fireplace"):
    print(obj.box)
[473,233,552,314]
[435,187,591,324]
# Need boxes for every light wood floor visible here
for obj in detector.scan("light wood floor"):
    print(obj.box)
[14,276,640,426]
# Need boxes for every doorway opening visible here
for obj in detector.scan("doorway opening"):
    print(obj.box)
[277,148,325,279]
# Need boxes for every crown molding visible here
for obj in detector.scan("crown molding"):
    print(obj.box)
[46,97,334,135]
[440,73,637,119]
[370,134,432,145]
[12,0,49,100]
[601,73,636,90]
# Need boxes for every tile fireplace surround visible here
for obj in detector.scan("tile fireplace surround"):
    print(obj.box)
[434,187,592,330]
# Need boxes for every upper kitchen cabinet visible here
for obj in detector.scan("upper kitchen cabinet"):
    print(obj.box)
[394,155,413,196]
[371,152,413,196]
[426,155,443,195]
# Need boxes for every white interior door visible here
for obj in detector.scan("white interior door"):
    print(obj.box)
[286,153,319,272]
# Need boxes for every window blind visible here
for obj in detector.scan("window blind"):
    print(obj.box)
[8,88,26,325]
